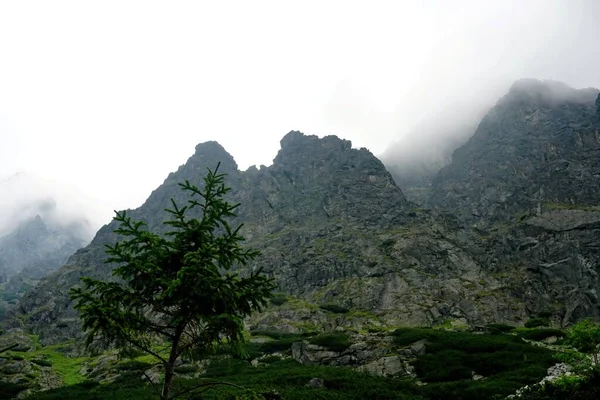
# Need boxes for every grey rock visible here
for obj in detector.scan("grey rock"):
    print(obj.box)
[305,377,324,388]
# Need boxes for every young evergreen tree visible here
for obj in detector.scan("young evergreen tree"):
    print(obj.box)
[70,164,275,399]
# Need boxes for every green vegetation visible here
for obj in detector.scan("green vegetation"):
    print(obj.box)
[525,317,550,328]
[0,382,28,399]
[564,318,600,366]
[319,303,350,314]
[485,323,515,334]
[268,293,288,306]
[8,325,587,400]
[515,328,565,341]
[516,374,600,399]
[309,333,351,352]
[26,359,422,400]
[68,164,276,399]
[390,327,557,399]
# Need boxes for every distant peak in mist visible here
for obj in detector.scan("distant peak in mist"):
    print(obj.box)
[0,171,98,240]
[380,78,600,196]
[503,78,599,106]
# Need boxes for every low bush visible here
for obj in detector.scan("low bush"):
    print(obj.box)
[525,318,550,328]
[249,330,309,340]
[0,382,27,399]
[516,328,565,341]
[268,293,288,306]
[389,327,556,399]
[116,360,152,371]
[309,333,351,352]
[391,327,435,346]
[486,324,515,334]
[260,337,303,353]
[32,358,53,367]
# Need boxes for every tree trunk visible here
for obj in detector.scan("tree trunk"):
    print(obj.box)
[161,363,175,400]
[161,325,184,399]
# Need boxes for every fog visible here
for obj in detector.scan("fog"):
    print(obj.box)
[0,172,100,239]
[1,0,600,234]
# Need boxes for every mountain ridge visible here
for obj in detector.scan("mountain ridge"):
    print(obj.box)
[4,79,600,347]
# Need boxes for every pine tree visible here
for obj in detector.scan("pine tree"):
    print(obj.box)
[70,163,275,399]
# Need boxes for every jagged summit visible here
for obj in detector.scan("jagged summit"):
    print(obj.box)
[279,130,352,149]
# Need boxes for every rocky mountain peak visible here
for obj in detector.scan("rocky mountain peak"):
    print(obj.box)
[277,130,352,157]
[192,140,238,171]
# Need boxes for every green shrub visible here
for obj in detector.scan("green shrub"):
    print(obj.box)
[269,293,288,306]
[319,303,350,314]
[391,327,435,346]
[32,358,53,367]
[116,360,152,371]
[260,337,302,353]
[249,330,308,340]
[486,324,515,334]
[309,333,351,352]
[0,382,27,399]
[525,318,550,328]
[389,327,555,399]
[516,328,565,341]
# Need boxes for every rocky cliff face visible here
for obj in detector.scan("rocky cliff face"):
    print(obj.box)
[426,79,600,325]
[6,80,600,345]
[429,79,600,224]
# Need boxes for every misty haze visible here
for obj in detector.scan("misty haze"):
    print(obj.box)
[1,1,600,399]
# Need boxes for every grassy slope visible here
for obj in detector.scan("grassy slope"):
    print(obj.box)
[19,327,562,400]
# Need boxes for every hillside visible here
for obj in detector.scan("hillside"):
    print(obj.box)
[1,79,599,399]
[7,78,600,346]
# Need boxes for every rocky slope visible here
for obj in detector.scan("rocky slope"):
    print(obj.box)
[4,131,527,345]
[4,79,600,347]
[429,79,600,224]
[427,79,600,325]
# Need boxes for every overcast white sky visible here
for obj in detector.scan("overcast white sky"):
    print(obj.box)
[1,0,600,230]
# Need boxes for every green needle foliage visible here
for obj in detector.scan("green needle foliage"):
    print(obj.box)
[70,163,276,400]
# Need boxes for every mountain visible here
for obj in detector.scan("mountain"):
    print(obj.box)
[0,174,93,319]
[5,132,515,345]
[0,213,90,319]
[426,79,600,324]
[429,79,600,224]
[5,79,600,348]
